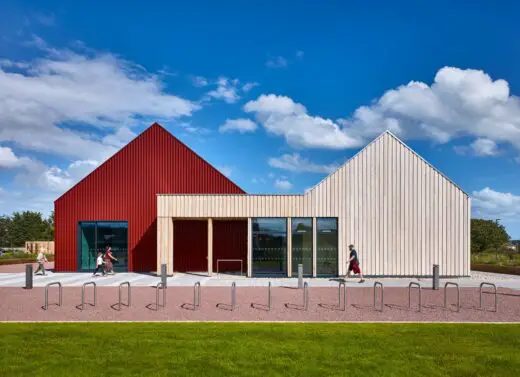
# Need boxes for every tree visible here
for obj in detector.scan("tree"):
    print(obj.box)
[7,211,52,247]
[471,219,510,254]
[0,215,11,247]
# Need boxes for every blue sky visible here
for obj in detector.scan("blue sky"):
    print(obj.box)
[1,0,520,238]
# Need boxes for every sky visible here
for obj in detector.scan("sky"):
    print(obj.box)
[1,0,520,238]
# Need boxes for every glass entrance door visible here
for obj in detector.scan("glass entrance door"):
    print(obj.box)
[78,221,128,272]
[291,218,313,276]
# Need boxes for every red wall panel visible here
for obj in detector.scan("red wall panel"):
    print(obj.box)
[173,220,208,272]
[54,123,245,272]
[213,220,248,274]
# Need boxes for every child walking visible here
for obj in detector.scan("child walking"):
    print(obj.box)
[92,252,105,276]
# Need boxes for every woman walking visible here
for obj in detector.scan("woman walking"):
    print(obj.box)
[103,246,118,275]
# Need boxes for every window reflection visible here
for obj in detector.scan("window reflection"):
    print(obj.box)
[291,218,313,276]
[316,218,338,276]
[78,221,128,272]
[252,218,287,276]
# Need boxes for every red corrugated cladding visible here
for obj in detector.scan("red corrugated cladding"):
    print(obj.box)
[213,220,248,273]
[54,123,245,272]
[173,220,208,272]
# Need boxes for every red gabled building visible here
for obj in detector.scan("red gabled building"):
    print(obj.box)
[54,123,246,272]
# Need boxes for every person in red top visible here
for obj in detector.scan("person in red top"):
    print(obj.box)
[103,246,118,275]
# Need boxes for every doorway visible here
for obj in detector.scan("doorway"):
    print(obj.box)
[78,221,128,272]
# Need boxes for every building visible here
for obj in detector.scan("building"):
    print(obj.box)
[55,123,471,277]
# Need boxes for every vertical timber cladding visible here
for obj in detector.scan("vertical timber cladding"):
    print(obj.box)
[54,123,245,272]
[158,132,471,277]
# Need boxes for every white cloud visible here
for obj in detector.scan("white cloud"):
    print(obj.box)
[14,158,99,192]
[217,166,233,178]
[102,127,136,148]
[242,82,259,93]
[274,179,292,190]
[454,138,500,157]
[192,76,209,87]
[268,153,338,174]
[471,138,499,156]
[337,67,520,150]
[219,118,257,134]
[515,156,520,164]
[266,56,288,68]
[245,67,520,151]
[472,187,520,219]
[206,77,241,104]
[0,147,21,168]
[251,177,266,184]
[244,94,363,149]
[268,172,275,179]
[0,38,200,161]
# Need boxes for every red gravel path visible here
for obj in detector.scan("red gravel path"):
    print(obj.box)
[0,262,55,273]
[0,286,518,322]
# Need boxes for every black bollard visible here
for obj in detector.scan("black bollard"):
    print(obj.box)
[25,264,33,289]
[433,264,439,290]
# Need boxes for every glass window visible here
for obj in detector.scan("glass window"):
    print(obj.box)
[252,218,287,276]
[316,218,338,276]
[78,221,128,272]
[291,218,313,276]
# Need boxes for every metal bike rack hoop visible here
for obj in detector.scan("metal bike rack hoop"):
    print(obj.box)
[373,281,384,312]
[194,281,201,310]
[44,281,62,311]
[444,282,460,312]
[479,282,497,312]
[156,282,166,310]
[118,281,131,310]
[338,281,347,311]
[81,281,97,310]
[408,282,421,312]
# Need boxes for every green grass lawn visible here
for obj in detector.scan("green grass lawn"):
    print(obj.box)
[1,323,519,377]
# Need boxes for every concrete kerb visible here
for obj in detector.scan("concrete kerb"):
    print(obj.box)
[1,320,519,324]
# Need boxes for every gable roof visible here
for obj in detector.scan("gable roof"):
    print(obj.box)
[306,130,469,197]
[55,122,245,203]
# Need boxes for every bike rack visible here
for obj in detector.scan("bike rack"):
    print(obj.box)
[118,281,131,310]
[373,282,384,312]
[479,282,497,312]
[338,281,347,311]
[194,281,201,310]
[303,282,309,311]
[231,282,236,311]
[156,282,166,310]
[44,281,62,310]
[408,282,421,312]
[444,282,460,312]
[267,282,272,311]
[80,281,96,310]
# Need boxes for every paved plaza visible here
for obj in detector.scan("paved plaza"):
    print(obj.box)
[0,262,519,323]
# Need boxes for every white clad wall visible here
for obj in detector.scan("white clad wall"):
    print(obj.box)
[157,132,470,277]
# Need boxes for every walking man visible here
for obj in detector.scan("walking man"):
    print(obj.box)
[34,251,48,276]
[346,244,365,283]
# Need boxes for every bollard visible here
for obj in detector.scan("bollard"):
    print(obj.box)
[298,264,303,289]
[25,264,33,290]
[303,282,309,311]
[194,282,201,310]
[161,264,167,289]
[433,264,439,290]
[231,282,236,311]
[268,282,272,311]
